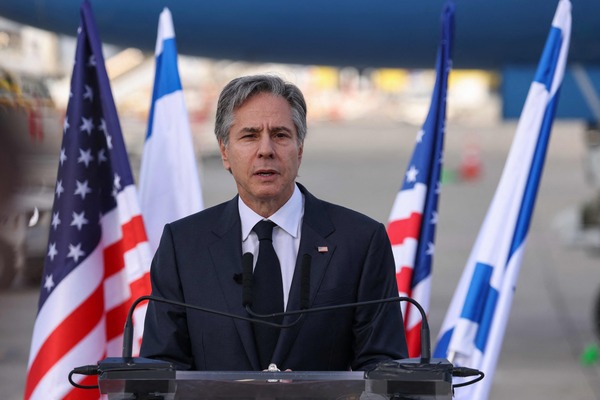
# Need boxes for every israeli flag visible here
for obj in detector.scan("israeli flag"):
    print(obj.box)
[139,8,203,253]
[433,1,571,398]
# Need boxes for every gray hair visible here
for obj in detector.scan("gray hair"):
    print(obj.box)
[214,75,307,146]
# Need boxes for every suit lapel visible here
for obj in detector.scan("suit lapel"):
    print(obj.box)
[272,185,336,367]
[208,197,260,370]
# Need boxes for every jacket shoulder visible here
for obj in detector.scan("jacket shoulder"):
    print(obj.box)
[167,200,234,234]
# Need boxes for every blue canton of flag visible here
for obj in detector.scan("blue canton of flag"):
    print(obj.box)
[433,1,571,399]
[386,1,454,357]
[25,2,152,399]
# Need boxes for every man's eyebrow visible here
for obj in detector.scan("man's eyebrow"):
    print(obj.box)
[236,126,294,134]
[269,126,293,133]
[239,126,261,133]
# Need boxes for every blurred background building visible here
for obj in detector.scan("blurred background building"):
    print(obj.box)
[0,15,505,290]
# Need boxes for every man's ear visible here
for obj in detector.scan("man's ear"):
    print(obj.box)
[219,140,231,172]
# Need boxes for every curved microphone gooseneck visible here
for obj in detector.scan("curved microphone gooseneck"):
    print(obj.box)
[123,253,431,363]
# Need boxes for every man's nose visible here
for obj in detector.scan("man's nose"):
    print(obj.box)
[257,134,275,157]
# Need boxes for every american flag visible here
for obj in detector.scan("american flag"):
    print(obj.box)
[386,1,454,358]
[434,1,571,398]
[24,2,152,399]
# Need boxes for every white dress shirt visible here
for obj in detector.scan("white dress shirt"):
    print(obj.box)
[239,184,304,309]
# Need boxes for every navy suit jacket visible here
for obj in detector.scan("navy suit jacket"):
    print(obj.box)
[140,184,408,371]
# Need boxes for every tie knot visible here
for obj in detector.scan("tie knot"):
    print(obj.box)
[253,220,276,241]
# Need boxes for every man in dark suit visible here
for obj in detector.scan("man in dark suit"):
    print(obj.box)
[140,75,408,371]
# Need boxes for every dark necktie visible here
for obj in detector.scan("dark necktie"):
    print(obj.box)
[252,220,284,369]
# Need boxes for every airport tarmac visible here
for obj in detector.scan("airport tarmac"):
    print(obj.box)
[1,117,600,399]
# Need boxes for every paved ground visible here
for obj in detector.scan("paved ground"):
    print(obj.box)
[1,118,600,399]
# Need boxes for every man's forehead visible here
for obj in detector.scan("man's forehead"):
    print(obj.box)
[233,94,293,121]
[235,92,288,109]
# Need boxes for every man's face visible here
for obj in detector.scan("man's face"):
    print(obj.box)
[220,92,303,215]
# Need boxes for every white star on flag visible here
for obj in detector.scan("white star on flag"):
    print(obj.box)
[406,165,419,183]
[55,181,64,198]
[98,149,107,163]
[74,180,92,199]
[80,117,94,134]
[431,210,438,225]
[43,275,54,292]
[51,212,61,230]
[66,243,85,262]
[47,243,58,261]
[99,118,107,133]
[77,148,94,167]
[70,211,89,230]
[83,85,93,101]
[105,132,113,149]
[60,149,67,166]
[113,174,121,190]
[426,242,435,256]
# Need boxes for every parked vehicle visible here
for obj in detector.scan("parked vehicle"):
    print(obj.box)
[0,67,61,288]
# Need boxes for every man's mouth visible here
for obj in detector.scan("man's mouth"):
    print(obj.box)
[255,170,276,176]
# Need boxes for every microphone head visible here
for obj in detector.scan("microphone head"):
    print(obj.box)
[233,273,243,284]
[242,252,254,307]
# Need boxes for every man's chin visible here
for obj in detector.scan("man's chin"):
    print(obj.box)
[246,185,294,205]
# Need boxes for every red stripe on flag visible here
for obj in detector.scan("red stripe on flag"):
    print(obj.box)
[387,212,422,245]
[104,215,148,277]
[130,272,151,299]
[106,300,130,342]
[121,215,148,251]
[405,320,423,358]
[24,284,104,400]
[396,266,413,295]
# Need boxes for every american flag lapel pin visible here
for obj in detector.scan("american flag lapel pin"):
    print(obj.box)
[317,246,328,253]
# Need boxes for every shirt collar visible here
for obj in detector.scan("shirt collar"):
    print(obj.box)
[239,184,304,241]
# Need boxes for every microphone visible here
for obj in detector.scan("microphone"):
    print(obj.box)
[233,273,243,284]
